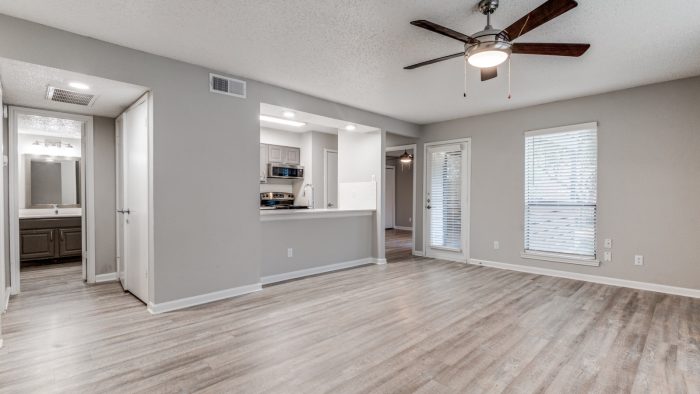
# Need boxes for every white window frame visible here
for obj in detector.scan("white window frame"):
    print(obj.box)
[521,122,599,267]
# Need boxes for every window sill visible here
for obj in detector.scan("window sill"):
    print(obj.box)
[520,251,600,267]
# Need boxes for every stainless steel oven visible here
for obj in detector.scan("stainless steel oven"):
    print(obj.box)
[268,163,304,179]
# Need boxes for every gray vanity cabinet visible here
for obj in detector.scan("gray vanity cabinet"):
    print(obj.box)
[19,217,82,262]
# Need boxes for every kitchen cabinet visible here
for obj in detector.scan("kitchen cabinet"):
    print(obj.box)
[268,145,283,163]
[260,143,268,183]
[19,217,82,262]
[267,145,300,165]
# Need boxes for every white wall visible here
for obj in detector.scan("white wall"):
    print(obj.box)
[259,128,303,148]
[417,77,700,290]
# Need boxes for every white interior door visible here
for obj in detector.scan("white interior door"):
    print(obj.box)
[424,142,468,261]
[120,97,149,303]
[115,115,126,290]
[385,166,395,229]
[324,150,338,208]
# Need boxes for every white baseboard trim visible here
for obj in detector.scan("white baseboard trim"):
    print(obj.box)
[374,258,387,265]
[95,272,118,283]
[147,283,262,314]
[469,258,700,299]
[262,257,374,285]
[393,226,413,231]
[412,250,424,257]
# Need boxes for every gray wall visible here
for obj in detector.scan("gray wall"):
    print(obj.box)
[386,156,413,229]
[416,77,700,290]
[261,215,372,277]
[0,14,418,303]
[93,116,116,275]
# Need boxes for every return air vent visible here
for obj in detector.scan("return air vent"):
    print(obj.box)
[46,86,97,106]
[209,73,246,98]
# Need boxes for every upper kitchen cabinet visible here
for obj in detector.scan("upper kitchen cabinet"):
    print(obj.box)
[267,145,300,165]
[283,147,300,164]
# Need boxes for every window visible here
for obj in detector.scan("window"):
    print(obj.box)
[524,123,597,264]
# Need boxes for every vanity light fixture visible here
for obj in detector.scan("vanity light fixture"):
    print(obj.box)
[345,124,356,131]
[259,115,306,127]
[68,81,90,90]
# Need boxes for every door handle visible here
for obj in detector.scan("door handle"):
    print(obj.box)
[117,209,131,214]
[327,202,334,208]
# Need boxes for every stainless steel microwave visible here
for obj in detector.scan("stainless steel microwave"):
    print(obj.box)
[268,163,304,179]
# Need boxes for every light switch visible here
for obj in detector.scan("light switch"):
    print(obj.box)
[604,238,612,249]
[603,251,611,262]
[493,241,500,250]
[287,248,293,258]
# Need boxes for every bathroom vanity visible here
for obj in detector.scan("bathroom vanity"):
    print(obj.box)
[19,216,82,263]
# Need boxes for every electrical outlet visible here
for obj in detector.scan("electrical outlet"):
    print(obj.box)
[287,248,293,258]
[409,217,412,223]
[604,238,612,249]
[634,255,643,266]
[603,251,612,262]
[493,241,500,250]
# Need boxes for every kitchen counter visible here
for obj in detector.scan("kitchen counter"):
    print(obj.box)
[259,208,374,221]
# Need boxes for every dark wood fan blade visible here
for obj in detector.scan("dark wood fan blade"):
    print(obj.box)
[511,43,590,56]
[481,67,497,81]
[503,0,578,41]
[404,52,464,70]
[410,20,476,44]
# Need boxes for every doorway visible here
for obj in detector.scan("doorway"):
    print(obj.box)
[115,93,151,304]
[8,107,95,294]
[385,145,416,261]
[423,139,470,262]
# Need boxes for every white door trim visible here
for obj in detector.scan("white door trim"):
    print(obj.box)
[385,165,396,229]
[323,148,337,209]
[0,82,5,313]
[8,106,96,293]
[386,144,417,255]
[422,138,471,263]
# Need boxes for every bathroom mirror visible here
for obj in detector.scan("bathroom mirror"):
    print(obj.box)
[24,155,81,208]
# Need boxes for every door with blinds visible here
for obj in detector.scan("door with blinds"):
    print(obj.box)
[424,141,469,261]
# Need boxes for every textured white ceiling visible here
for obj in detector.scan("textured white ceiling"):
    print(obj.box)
[0,57,148,117]
[1,0,699,124]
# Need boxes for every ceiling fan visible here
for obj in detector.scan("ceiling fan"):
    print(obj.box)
[404,0,590,83]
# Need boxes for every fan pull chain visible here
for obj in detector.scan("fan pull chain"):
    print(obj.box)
[463,59,468,98]
[507,57,512,100]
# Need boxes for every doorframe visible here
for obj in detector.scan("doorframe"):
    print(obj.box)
[384,165,396,229]
[385,144,417,255]
[323,148,337,209]
[422,138,471,263]
[8,106,96,294]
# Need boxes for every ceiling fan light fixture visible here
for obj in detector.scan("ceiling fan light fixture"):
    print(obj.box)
[466,40,511,68]
[399,149,413,163]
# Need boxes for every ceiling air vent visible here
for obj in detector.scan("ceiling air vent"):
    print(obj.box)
[209,73,246,98]
[46,86,97,106]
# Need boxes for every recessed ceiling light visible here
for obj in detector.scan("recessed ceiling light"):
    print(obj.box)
[282,111,295,118]
[345,124,356,131]
[68,82,90,90]
[259,115,306,127]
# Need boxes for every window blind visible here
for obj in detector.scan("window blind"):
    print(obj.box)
[524,126,597,259]
[429,147,462,250]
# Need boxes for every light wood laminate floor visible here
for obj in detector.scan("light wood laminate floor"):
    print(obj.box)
[385,228,413,262]
[1,259,699,393]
